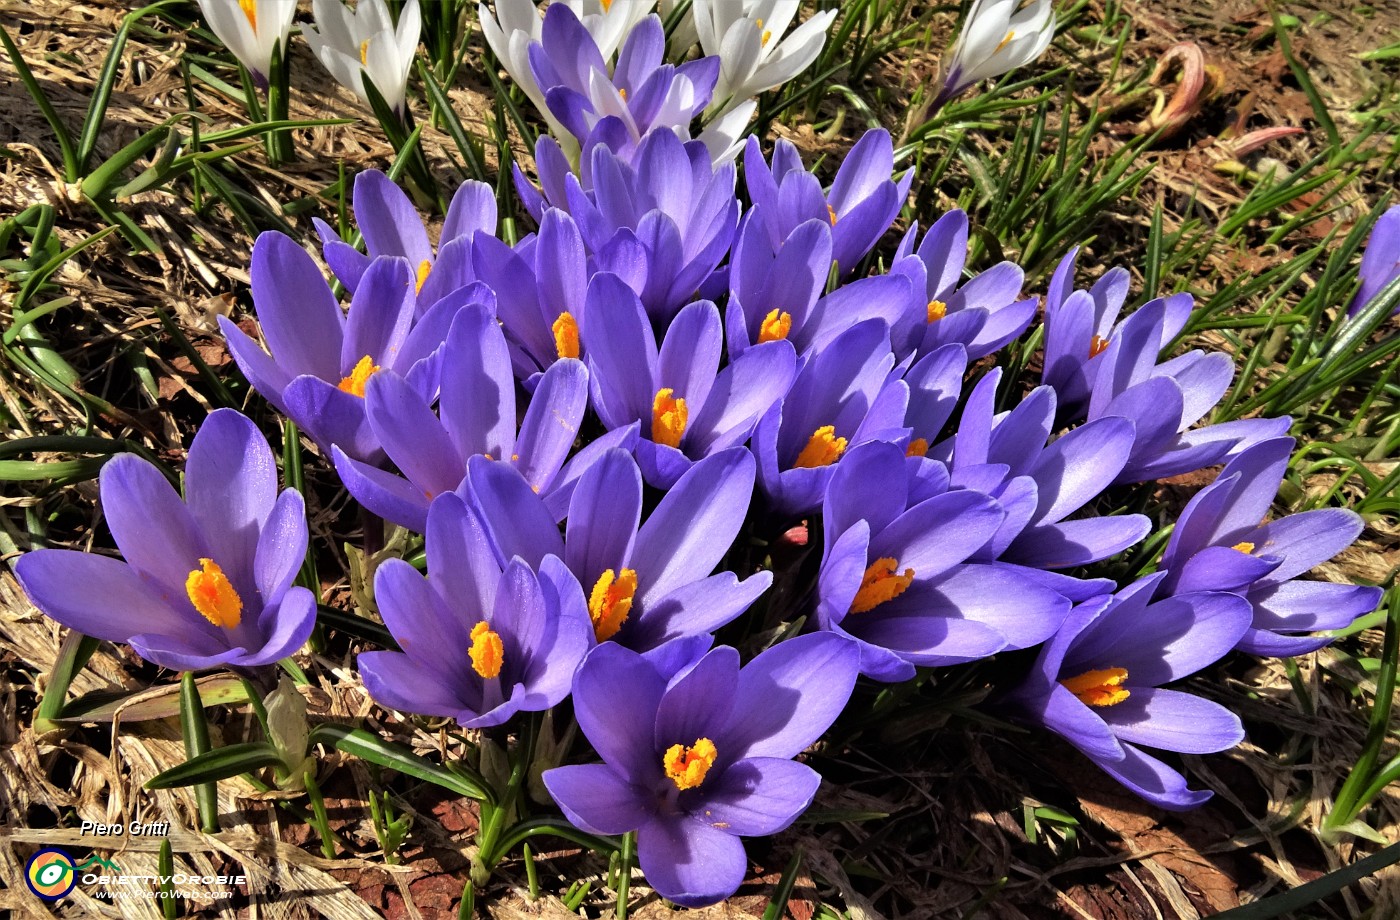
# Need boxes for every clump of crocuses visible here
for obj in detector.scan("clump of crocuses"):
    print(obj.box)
[13,9,1387,910]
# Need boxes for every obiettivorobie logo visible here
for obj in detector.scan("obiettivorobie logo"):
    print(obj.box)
[23,847,245,904]
[24,849,121,901]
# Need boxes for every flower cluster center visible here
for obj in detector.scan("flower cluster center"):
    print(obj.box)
[552,311,580,359]
[652,388,688,449]
[758,309,792,343]
[589,568,638,641]
[794,425,847,468]
[663,738,717,790]
[927,299,947,323]
[1061,668,1130,707]
[185,558,243,628]
[468,621,504,679]
[337,355,381,398]
[851,557,915,613]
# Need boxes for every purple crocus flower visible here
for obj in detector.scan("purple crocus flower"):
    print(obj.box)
[582,273,795,489]
[1156,437,1383,656]
[753,319,909,519]
[580,132,740,321]
[464,446,771,651]
[935,368,1152,575]
[314,169,496,314]
[889,210,1038,361]
[816,442,1070,681]
[744,130,912,275]
[724,211,912,359]
[219,232,468,463]
[1001,575,1251,810]
[1080,296,1292,483]
[332,303,591,533]
[544,632,859,907]
[1347,204,1400,317]
[359,492,591,727]
[1040,247,1192,419]
[15,410,315,672]
[470,208,589,385]
[529,8,719,158]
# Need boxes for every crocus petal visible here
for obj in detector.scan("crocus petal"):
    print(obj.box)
[333,446,432,533]
[1095,743,1214,811]
[15,550,190,644]
[464,457,566,567]
[282,375,379,463]
[1065,591,1251,685]
[1249,509,1366,584]
[637,816,748,909]
[185,408,279,581]
[249,232,344,382]
[626,571,770,651]
[573,642,668,785]
[1034,683,1125,762]
[354,169,432,265]
[1100,688,1244,755]
[252,489,308,602]
[632,448,755,607]
[1250,580,1382,633]
[364,371,465,499]
[360,649,470,719]
[1005,515,1151,568]
[721,632,859,761]
[98,453,206,594]
[239,586,317,666]
[654,645,740,753]
[543,763,656,836]
[698,757,821,835]
[565,447,642,586]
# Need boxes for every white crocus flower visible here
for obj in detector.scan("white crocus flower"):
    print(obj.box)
[197,0,298,86]
[694,0,837,116]
[304,0,421,116]
[697,98,757,163]
[478,0,655,132]
[938,0,1055,103]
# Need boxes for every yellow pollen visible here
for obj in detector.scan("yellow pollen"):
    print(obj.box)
[337,355,381,398]
[826,203,838,225]
[415,258,432,294]
[651,388,688,449]
[468,621,504,679]
[552,311,580,359]
[995,29,1016,53]
[185,558,243,629]
[1232,541,1255,554]
[793,425,847,469]
[755,18,771,46]
[238,0,257,31]
[850,557,915,613]
[1089,334,1110,358]
[359,38,370,65]
[588,568,638,642]
[906,438,929,458]
[758,309,792,343]
[663,738,717,790]
[600,0,613,10]
[927,300,947,323]
[619,87,628,101]
[1061,668,1131,708]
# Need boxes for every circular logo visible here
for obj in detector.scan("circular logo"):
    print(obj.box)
[25,848,77,900]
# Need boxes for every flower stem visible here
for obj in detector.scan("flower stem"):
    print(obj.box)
[615,830,635,919]
[179,671,219,833]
